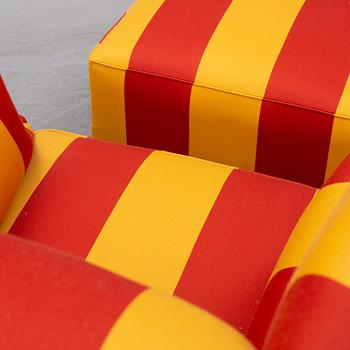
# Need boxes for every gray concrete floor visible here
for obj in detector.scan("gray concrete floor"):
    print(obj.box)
[0,0,134,135]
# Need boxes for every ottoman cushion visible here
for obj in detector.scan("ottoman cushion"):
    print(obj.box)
[89,0,350,187]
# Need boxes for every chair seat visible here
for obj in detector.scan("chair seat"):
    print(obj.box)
[1,129,315,336]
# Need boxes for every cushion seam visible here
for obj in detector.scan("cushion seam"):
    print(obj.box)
[89,59,350,121]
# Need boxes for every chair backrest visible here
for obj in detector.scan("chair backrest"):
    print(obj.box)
[0,76,33,222]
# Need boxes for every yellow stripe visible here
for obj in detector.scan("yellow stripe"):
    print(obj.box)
[89,0,165,143]
[23,122,34,134]
[0,130,81,232]
[189,0,305,168]
[89,63,125,142]
[0,121,25,222]
[87,151,232,293]
[101,290,254,350]
[291,185,350,289]
[325,75,350,180]
[271,183,350,279]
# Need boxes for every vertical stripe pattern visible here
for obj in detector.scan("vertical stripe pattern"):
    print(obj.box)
[0,76,33,168]
[3,128,319,340]
[264,276,350,350]
[90,0,350,187]
[0,121,24,221]
[89,0,165,143]
[324,155,350,186]
[87,151,232,293]
[256,0,350,187]
[0,234,254,350]
[325,76,350,179]
[10,138,152,257]
[0,130,80,233]
[0,234,144,350]
[175,169,315,331]
[125,0,232,153]
[247,267,296,348]
[0,76,33,222]
[102,290,254,350]
[265,171,350,349]
[189,0,305,168]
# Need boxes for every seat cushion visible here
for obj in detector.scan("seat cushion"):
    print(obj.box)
[0,76,33,221]
[90,0,350,187]
[1,129,315,335]
[0,234,254,350]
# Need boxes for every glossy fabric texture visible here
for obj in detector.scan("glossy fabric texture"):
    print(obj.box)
[1,129,315,338]
[90,0,350,187]
[0,76,33,221]
[0,234,253,350]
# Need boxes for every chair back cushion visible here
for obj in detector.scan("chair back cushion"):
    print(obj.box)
[0,76,33,222]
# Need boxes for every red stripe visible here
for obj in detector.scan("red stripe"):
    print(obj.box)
[247,267,296,349]
[174,170,315,332]
[256,0,350,187]
[324,154,350,187]
[0,234,144,349]
[264,275,350,350]
[0,76,33,167]
[10,138,152,257]
[124,0,232,154]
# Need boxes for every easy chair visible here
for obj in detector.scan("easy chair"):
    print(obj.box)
[89,0,350,188]
[2,75,350,348]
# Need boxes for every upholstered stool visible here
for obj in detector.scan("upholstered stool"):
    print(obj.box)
[89,0,350,187]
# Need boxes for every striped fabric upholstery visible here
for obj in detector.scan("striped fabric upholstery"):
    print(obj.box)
[263,171,350,349]
[1,129,315,338]
[248,155,350,348]
[89,0,350,187]
[0,234,253,350]
[0,76,33,222]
